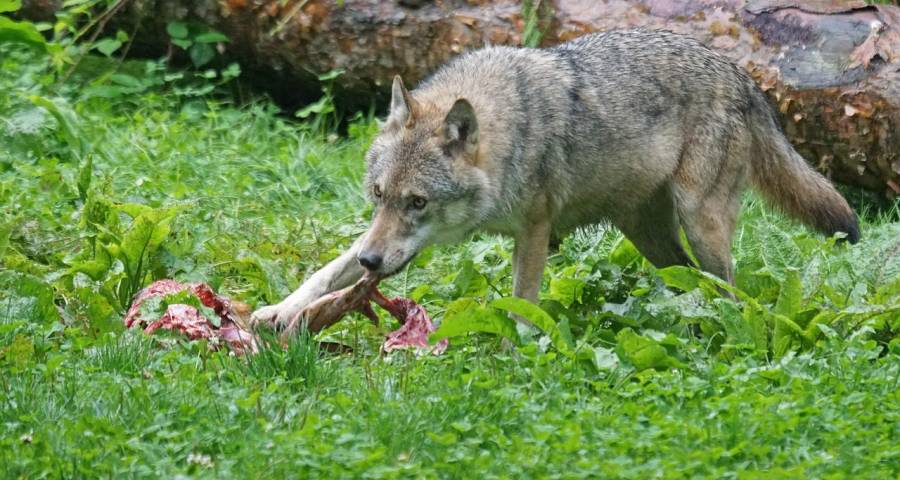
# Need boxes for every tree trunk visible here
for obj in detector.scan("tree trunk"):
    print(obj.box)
[19,0,900,197]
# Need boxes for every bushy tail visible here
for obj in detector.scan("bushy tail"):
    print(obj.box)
[748,89,860,243]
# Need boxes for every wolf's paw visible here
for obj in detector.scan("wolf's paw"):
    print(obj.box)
[250,303,302,331]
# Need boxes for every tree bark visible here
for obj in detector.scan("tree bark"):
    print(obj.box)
[20,0,900,197]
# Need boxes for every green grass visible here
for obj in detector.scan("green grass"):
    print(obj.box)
[1,42,899,479]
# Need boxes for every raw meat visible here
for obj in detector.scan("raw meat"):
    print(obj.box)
[125,274,447,355]
[124,279,258,354]
[282,273,448,355]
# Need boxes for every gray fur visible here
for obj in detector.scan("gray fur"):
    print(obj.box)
[362,29,858,279]
[252,29,859,329]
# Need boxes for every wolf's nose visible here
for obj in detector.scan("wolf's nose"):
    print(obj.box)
[357,252,383,271]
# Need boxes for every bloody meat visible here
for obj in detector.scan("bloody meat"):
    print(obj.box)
[123,279,258,355]
[282,273,448,355]
[125,274,447,355]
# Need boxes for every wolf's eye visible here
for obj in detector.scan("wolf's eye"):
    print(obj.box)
[373,185,382,198]
[411,196,427,210]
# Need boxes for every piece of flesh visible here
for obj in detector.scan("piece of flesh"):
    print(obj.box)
[125,275,447,355]
[124,280,258,355]
[283,273,448,355]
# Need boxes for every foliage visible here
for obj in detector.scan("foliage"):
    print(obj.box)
[1,5,899,477]
[521,0,553,48]
[294,69,346,136]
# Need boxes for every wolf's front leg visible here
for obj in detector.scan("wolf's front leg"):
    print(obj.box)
[250,236,366,330]
[512,219,552,305]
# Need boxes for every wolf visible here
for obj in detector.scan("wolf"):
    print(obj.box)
[250,29,859,329]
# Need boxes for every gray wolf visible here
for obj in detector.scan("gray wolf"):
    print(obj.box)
[251,29,859,329]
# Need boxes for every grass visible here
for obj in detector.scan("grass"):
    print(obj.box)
[1,41,899,478]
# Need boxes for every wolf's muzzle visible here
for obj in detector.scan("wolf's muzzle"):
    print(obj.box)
[357,252,383,271]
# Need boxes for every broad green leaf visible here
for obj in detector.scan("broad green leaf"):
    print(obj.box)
[409,284,432,303]
[714,298,754,346]
[295,96,333,119]
[548,267,585,308]
[451,260,488,298]
[0,16,47,50]
[430,299,519,343]
[450,420,473,433]
[221,62,241,80]
[609,236,640,268]
[4,334,34,371]
[166,21,189,39]
[81,193,120,235]
[68,247,112,281]
[773,313,804,358]
[93,37,122,56]
[115,203,183,224]
[873,276,900,304]
[744,302,770,353]
[0,0,21,13]
[697,270,751,301]
[75,287,119,334]
[557,316,574,350]
[658,265,753,303]
[189,43,215,68]
[614,328,685,371]
[490,297,574,357]
[119,214,173,272]
[110,73,143,89]
[774,268,802,319]
[42,353,66,378]
[427,431,458,446]
[194,31,229,43]
[592,346,619,370]
[171,38,192,49]
[736,264,780,302]
[28,95,83,154]
[236,389,261,410]
[802,310,836,345]
[0,271,60,323]
[656,265,701,292]
[77,154,92,201]
[115,202,155,219]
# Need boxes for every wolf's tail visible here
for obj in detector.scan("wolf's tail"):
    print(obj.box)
[747,89,860,243]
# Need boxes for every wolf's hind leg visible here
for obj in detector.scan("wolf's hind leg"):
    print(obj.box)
[679,179,740,284]
[673,129,749,285]
[615,183,692,269]
[677,194,740,285]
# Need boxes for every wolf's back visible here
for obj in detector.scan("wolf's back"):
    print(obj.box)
[559,30,860,243]
[416,29,859,243]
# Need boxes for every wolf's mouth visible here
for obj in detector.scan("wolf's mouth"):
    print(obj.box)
[383,250,418,276]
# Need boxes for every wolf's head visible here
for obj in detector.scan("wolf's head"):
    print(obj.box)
[357,76,492,275]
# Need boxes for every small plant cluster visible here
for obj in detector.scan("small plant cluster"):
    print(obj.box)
[0,0,240,100]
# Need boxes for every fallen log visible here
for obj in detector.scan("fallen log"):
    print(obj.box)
[18,0,900,197]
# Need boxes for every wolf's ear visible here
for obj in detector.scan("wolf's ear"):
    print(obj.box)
[442,98,479,161]
[388,75,417,128]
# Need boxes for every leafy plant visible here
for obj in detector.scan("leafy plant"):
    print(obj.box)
[67,194,184,314]
[521,0,553,48]
[657,265,900,358]
[295,69,345,136]
[166,20,229,68]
